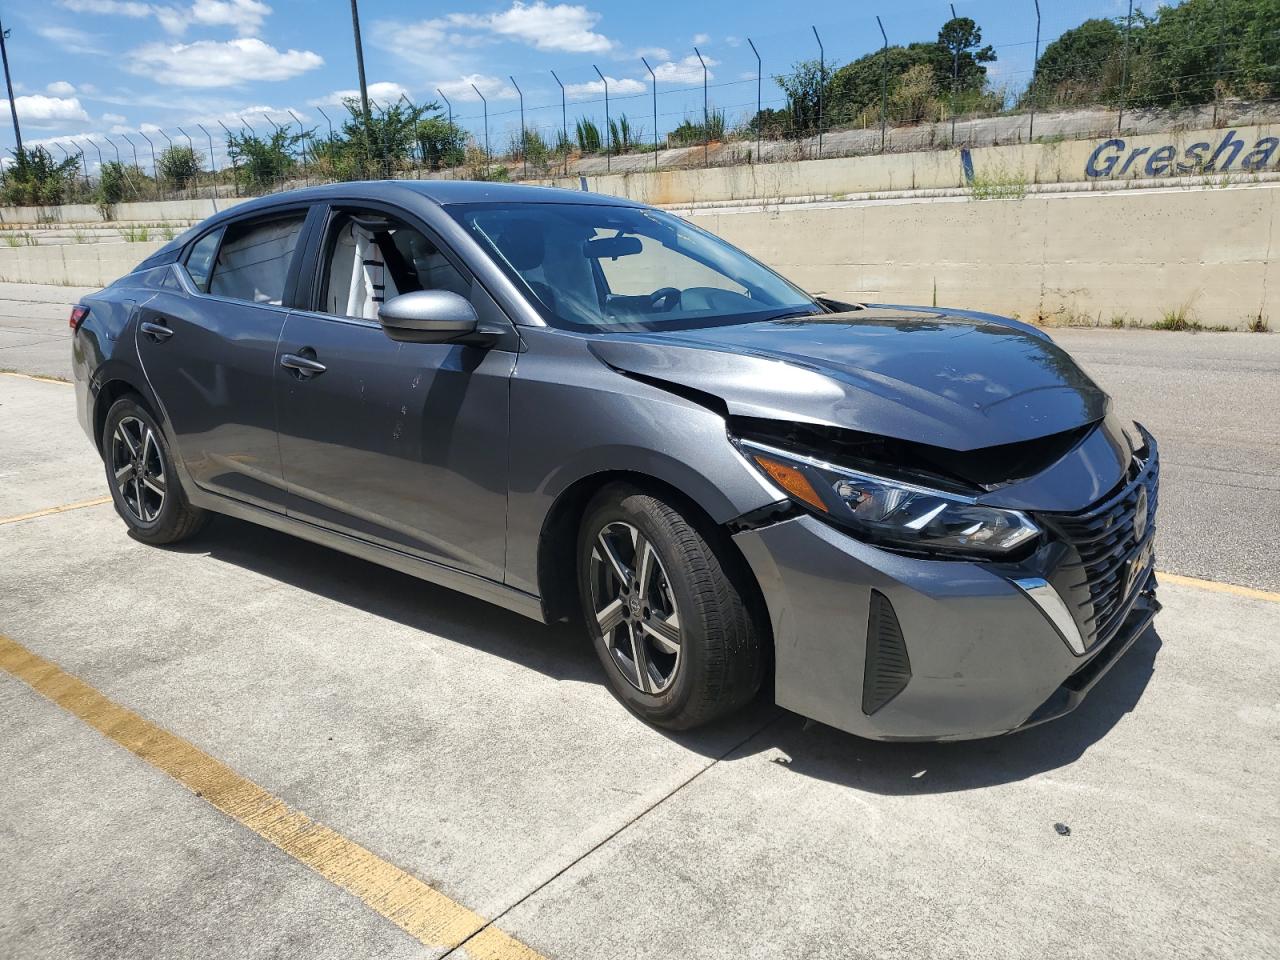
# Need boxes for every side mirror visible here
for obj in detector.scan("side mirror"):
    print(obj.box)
[378,290,479,344]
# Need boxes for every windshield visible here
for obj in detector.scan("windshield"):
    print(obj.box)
[451,201,819,332]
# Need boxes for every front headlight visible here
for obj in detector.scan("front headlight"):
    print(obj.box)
[737,438,1040,558]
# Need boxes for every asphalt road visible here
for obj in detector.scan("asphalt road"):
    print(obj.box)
[4,282,1277,591]
[2,369,1278,960]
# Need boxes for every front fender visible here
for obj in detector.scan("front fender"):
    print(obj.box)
[503,330,781,596]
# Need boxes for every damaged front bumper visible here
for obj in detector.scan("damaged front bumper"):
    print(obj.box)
[734,512,1160,742]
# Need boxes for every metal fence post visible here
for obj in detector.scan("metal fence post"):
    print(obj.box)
[747,38,761,163]
[1118,0,1134,132]
[550,71,567,174]
[72,139,90,189]
[471,83,489,178]
[950,4,959,144]
[436,90,454,174]
[197,123,217,196]
[876,16,889,153]
[641,57,658,170]
[593,65,611,170]
[510,76,526,177]
[1030,0,1042,142]
[217,121,239,196]
[139,130,157,179]
[694,47,708,166]
[812,27,824,158]
[122,133,139,174]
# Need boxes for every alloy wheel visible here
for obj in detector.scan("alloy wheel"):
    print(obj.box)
[588,521,683,694]
[111,415,166,523]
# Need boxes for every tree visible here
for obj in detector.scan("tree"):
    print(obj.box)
[416,115,465,170]
[157,145,202,187]
[1,147,80,205]
[96,160,130,206]
[776,59,828,136]
[936,16,997,91]
[226,126,306,190]
[1023,18,1126,108]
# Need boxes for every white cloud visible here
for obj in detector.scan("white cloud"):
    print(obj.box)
[189,0,271,35]
[564,76,645,100]
[448,1,613,53]
[57,0,272,35]
[46,80,77,96]
[692,33,710,46]
[633,46,670,61]
[4,95,91,128]
[58,0,152,15]
[308,82,410,108]
[653,54,716,85]
[126,38,323,88]
[102,112,127,123]
[435,75,517,102]
[36,25,108,55]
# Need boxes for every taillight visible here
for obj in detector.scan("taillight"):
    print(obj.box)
[69,305,89,331]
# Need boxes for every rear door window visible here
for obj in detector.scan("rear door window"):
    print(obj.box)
[208,213,307,306]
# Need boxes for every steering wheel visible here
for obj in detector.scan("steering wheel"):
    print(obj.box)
[648,287,682,313]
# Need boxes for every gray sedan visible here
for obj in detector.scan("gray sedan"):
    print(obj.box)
[69,180,1159,740]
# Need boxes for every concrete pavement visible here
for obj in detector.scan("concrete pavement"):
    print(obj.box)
[2,343,1278,958]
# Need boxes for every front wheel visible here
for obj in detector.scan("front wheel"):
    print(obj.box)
[102,396,207,545]
[577,484,766,730]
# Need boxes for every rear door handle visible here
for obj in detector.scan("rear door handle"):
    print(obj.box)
[140,321,174,342]
[280,352,327,378]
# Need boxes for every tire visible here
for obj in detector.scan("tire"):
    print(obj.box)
[577,483,765,730]
[101,395,207,545]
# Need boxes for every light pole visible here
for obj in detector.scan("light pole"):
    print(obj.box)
[1,20,23,157]
[348,0,372,136]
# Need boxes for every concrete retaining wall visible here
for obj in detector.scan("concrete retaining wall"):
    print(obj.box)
[0,240,167,286]
[1,128,1275,328]
[686,183,1278,330]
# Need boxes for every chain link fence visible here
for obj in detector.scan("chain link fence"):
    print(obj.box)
[4,2,1278,207]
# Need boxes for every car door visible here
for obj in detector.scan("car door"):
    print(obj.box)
[273,202,517,583]
[135,206,315,511]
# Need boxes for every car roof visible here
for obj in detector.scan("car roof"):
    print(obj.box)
[134,179,643,272]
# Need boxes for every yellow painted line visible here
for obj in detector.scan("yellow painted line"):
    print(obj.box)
[0,370,71,385]
[0,634,547,960]
[1157,571,1280,604]
[0,496,112,526]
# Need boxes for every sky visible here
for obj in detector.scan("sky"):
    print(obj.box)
[0,0,1148,166]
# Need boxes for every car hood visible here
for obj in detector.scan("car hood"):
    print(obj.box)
[588,307,1108,452]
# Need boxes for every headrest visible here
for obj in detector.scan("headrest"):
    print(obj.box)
[495,220,544,270]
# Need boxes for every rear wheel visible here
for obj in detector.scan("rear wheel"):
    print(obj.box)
[102,396,206,545]
[578,484,765,730]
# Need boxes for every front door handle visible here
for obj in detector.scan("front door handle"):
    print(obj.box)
[280,352,327,379]
[140,321,174,342]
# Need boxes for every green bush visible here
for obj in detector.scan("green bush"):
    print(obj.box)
[1,148,80,206]
[157,146,202,187]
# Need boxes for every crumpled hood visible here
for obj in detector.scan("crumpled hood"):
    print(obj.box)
[589,307,1109,452]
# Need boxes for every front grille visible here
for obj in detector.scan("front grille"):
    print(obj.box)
[1040,443,1159,651]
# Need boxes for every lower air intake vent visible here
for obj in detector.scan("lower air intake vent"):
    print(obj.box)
[862,590,912,715]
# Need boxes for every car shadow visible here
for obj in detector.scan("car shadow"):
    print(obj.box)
[735,625,1162,795]
[169,513,1161,795]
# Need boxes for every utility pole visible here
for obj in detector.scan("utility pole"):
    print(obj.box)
[1030,0,1042,142]
[1,20,24,157]
[1118,0,1134,132]
[348,0,372,135]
